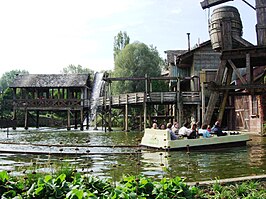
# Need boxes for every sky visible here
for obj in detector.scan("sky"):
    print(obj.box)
[0,0,257,76]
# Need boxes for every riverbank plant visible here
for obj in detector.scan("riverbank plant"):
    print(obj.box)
[1,170,266,198]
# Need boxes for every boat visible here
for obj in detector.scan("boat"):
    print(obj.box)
[140,128,250,150]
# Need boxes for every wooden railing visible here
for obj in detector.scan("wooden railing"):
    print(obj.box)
[13,99,90,110]
[182,92,201,104]
[96,91,201,107]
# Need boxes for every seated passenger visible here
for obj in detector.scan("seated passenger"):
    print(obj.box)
[171,121,179,134]
[199,124,212,138]
[178,122,192,137]
[187,123,197,139]
[159,124,166,130]
[211,121,227,136]
[151,123,158,129]
[166,123,178,140]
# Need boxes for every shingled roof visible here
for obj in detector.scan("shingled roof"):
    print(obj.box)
[10,74,90,88]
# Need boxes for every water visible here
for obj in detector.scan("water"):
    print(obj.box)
[0,127,265,182]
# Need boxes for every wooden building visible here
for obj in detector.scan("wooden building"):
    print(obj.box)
[9,74,91,130]
[165,37,256,129]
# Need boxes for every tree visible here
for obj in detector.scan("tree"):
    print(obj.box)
[61,64,94,75]
[113,31,130,59]
[112,42,166,94]
[0,69,29,92]
[0,69,29,118]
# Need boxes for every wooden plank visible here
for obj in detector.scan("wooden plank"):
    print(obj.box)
[228,60,247,84]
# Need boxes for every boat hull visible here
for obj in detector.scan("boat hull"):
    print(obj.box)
[140,128,250,150]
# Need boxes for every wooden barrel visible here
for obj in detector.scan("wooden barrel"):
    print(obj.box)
[209,6,243,50]
[256,0,266,46]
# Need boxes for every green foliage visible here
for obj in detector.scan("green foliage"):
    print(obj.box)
[113,31,130,59]
[0,171,265,198]
[0,69,29,92]
[61,64,94,75]
[112,42,165,94]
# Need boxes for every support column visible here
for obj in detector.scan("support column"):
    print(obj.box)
[218,66,233,122]
[36,110,39,129]
[24,109,28,130]
[197,104,201,124]
[108,107,112,132]
[74,111,78,129]
[80,109,84,131]
[203,60,227,125]
[201,82,205,124]
[67,109,71,131]
[125,103,129,132]
[139,111,142,131]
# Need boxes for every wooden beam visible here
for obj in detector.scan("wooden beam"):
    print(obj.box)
[228,60,247,84]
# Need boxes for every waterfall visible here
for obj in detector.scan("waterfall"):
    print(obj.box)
[89,72,105,124]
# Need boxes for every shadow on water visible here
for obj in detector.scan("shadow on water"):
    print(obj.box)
[0,128,265,182]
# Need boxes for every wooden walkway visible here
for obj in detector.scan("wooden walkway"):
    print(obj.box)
[96,91,201,107]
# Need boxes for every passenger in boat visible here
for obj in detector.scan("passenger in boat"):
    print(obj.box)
[151,123,158,129]
[207,125,212,133]
[166,123,178,140]
[159,124,166,130]
[171,121,179,134]
[198,124,212,138]
[178,122,192,137]
[211,121,227,136]
[187,123,197,139]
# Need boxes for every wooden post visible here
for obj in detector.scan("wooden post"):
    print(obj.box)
[24,109,28,130]
[86,111,89,129]
[197,104,201,124]
[36,110,39,129]
[203,60,227,125]
[74,111,78,129]
[246,53,252,84]
[67,109,71,130]
[108,106,112,132]
[125,95,129,132]
[218,66,233,122]
[144,74,148,130]
[139,111,142,131]
[201,82,205,124]
[80,109,84,131]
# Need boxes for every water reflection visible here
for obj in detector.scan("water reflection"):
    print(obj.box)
[0,128,265,182]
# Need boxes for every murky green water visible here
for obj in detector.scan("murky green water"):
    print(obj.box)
[0,128,265,182]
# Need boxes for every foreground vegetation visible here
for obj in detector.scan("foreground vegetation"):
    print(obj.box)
[1,170,265,199]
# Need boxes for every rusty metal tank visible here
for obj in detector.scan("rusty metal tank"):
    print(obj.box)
[209,6,243,50]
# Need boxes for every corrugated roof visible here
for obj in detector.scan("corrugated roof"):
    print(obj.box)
[10,74,90,88]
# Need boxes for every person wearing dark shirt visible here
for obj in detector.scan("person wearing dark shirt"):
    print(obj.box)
[211,121,227,136]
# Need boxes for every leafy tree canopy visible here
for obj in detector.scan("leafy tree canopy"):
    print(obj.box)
[0,69,29,92]
[112,42,165,94]
[61,64,94,75]
[113,31,130,59]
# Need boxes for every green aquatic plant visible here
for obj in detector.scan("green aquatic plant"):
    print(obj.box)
[0,170,266,198]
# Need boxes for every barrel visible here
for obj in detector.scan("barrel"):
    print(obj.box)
[209,6,243,50]
[256,0,266,46]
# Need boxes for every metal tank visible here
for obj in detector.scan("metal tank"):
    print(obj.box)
[209,6,243,50]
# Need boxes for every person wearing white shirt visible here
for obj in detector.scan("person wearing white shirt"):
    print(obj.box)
[178,122,192,136]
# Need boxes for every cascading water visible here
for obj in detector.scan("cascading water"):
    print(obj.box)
[89,72,105,125]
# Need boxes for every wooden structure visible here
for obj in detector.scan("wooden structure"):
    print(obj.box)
[96,76,201,131]
[165,41,228,126]
[9,74,91,130]
[201,1,266,134]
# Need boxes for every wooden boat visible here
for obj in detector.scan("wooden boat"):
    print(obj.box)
[140,128,250,150]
